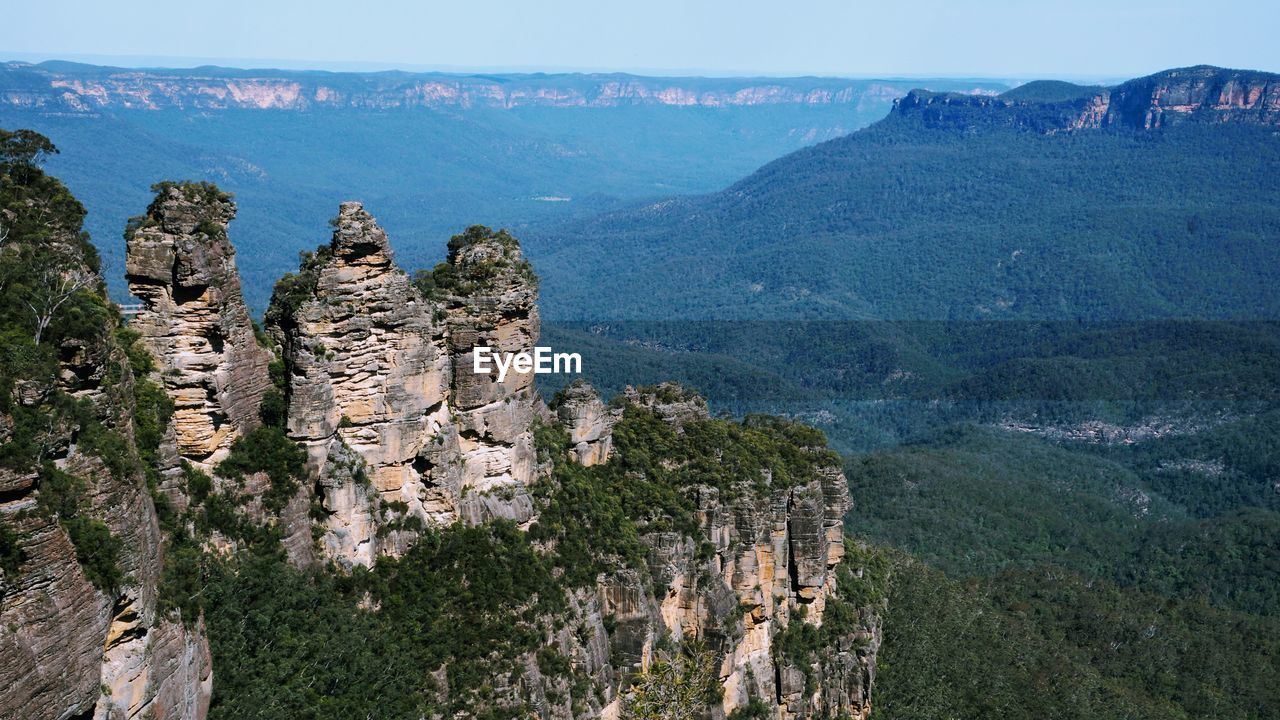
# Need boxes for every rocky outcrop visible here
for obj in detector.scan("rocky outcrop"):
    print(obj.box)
[622,382,710,429]
[0,489,109,717]
[267,202,454,565]
[1,198,211,719]
[591,385,874,720]
[1091,66,1280,129]
[125,183,272,489]
[123,183,315,569]
[894,66,1280,133]
[440,226,542,525]
[77,175,875,717]
[554,381,620,466]
[266,209,545,565]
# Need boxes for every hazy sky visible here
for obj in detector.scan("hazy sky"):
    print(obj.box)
[4,0,1278,79]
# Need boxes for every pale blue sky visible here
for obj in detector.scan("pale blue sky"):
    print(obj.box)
[3,0,1277,79]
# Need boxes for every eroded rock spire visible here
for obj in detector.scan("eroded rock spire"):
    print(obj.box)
[125,182,272,493]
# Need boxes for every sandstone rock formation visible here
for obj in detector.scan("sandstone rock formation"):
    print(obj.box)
[592,384,875,720]
[255,207,878,713]
[266,209,544,565]
[266,201,454,565]
[123,182,315,568]
[554,381,620,466]
[439,226,542,525]
[125,182,272,487]
[1,211,210,719]
[1093,66,1280,129]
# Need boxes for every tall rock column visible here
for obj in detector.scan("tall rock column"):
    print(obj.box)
[267,202,455,566]
[441,226,541,525]
[125,183,271,488]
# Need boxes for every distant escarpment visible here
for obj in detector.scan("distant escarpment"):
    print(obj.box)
[529,65,1280,322]
[0,60,1002,112]
[894,65,1280,132]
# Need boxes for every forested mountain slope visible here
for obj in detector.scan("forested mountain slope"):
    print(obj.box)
[529,66,1280,320]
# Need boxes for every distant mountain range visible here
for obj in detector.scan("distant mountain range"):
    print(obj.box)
[528,66,1280,320]
[0,61,1007,310]
[1,60,1005,111]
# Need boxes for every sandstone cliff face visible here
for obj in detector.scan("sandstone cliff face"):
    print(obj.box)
[123,183,315,568]
[0,62,1000,112]
[1090,66,1280,129]
[894,66,1280,133]
[1,223,210,719]
[441,227,542,526]
[592,385,876,720]
[266,209,544,565]
[327,381,876,720]
[125,184,272,487]
[555,381,620,466]
[103,188,875,716]
[267,202,454,565]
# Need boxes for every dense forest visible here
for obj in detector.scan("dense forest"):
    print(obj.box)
[528,111,1280,320]
[0,61,1005,311]
[538,317,1280,717]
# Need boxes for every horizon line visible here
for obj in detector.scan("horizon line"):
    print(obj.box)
[2,51,1146,85]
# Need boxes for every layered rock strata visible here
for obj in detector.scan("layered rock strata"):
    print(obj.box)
[125,183,272,485]
[895,65,1280,133]
[267,202,454,565]
[266,210,543,565]
[439,226,542,525]
[594,385,875,720]
[554,381,620,466]
[109,191,878,717]
[1,220,211,719]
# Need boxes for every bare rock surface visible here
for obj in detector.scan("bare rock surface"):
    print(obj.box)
[554,381,620,466]
[267,202,454,565]
[3,227,211,719]
[125,183,272,486]
[441,226,542,525]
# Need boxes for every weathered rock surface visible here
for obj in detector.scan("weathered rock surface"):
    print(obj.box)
[101,190,876,717]
[554,381,620,466]
[623,382,710,429]
[125,183,272,487]
[267,202,454,565]
[266,212,547,565]
[441,226,542,526]
[2,226,211,719]
[594,386,874,720]
[0,491,109,718]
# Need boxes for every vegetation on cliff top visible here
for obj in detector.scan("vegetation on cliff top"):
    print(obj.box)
[188,384,851,719]
[0,128,132,593]
[531,390,842,586]
[414,224,538,300]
